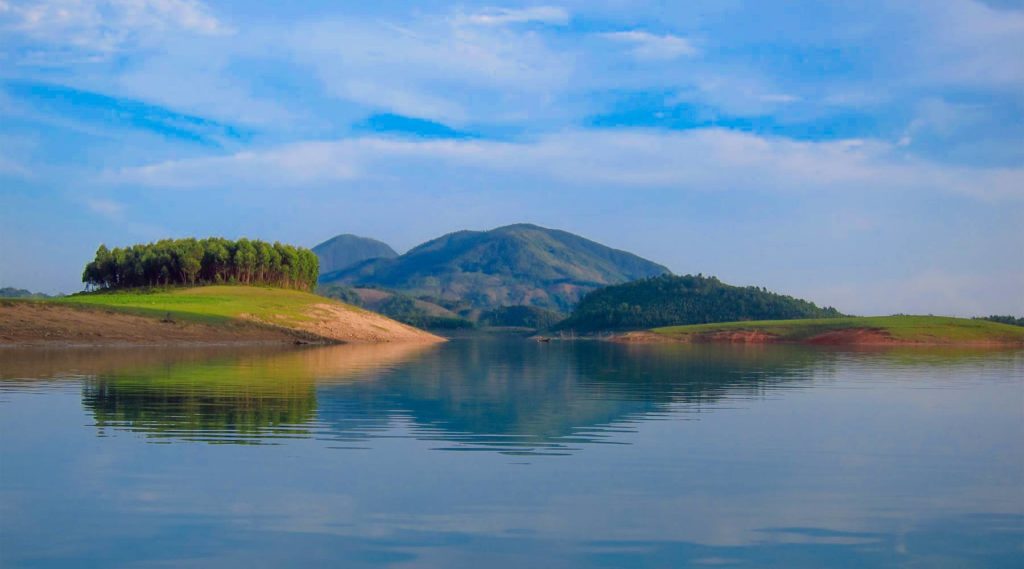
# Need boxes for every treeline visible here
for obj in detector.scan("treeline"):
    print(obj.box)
[82,238,319,291]
[557,274,843,332]
[478,305,564,329]
[978,315,1024,327]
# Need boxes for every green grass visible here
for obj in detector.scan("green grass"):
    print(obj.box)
[50,285,361,327]
[652,315,1024,344]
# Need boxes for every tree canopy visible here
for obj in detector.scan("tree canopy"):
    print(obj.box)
[82,238,319,291]
[556,274,843,332]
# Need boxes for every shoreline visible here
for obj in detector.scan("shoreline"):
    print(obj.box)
[0,299,444,347]
[609,329,1024,347]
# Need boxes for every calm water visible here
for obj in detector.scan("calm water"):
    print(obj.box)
[1,340,1022,567]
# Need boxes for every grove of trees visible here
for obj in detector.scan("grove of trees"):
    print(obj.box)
[557,274,843,332]
[82,237,319,291]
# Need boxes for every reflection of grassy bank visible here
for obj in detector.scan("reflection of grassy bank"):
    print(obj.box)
[69,343,439,442]
[8,339,1013,451]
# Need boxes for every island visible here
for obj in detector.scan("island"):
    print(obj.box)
[0,238,443,346]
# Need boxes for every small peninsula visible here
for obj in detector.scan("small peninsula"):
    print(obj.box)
[615,316,1024,347]
[1,238,442,347]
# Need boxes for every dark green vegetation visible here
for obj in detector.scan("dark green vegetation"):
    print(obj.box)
[0,287,52,299]
[317,284,364,306]
[318,284,473,330]
[978,315,1024,327]
[478,305,565,330]
[651,316,1024,345]
[320,224,669,312]
[82,238,319,291]
[558,274,841,332]
[312,234,397,274]
[373,294,474,330]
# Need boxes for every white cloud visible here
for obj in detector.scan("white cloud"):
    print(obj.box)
[2,0,229,59]
[292,14,573,124]
[85,197,125,219]
[455,6,570,27]
[911,0,1024,90]
[110,140,360,189]
[603,31,697,60]
[108,128,1024,202]
[669,76,803,116]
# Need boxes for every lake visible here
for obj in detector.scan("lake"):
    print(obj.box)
[1,339,1022,567]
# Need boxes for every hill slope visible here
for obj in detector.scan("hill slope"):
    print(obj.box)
[557,274,841,332]
[320,224,670,312]
[313,234,398,274]
[1,286,442,345]
[631,316,1024,346]
[319,285,473,330]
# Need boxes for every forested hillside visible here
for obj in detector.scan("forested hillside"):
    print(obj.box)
[82,238,319,291]
[478,306,564,329]
[321,224,669,311]
[557,274,842,332]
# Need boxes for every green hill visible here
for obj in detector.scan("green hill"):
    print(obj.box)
[648,316,1024,346]
[312,234,397,274]
[320,224,670,312]
[10,285,442,344]
[557,274,841,332]
[0,287,52,299]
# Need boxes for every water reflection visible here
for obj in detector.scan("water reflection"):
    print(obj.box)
[74,343,438,443]
[0,342,1020,568]
[4,341,1018,453]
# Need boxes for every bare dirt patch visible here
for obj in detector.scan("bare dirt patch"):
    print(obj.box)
[1,301,443,347]
[280,304,443,344]
[0,303,296,347]
[804,328,896,345]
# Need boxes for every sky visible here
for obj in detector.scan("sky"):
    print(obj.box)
[0,0,1022,316]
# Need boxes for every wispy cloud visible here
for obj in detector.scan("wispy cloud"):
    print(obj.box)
[1,0,229,61]
[85,197,125,219]
[455,6,569,27]
[603,31,697,60]
[109,129,1024,201]
[293,14,573,124]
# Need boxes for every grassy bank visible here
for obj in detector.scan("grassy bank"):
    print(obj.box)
[649,315,1024,345]
[2,286,442,345]
[53,286,344,327]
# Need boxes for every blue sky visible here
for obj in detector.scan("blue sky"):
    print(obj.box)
[1,0,1022,315]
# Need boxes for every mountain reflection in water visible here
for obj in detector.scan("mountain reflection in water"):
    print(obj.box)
[44,339,1006,454]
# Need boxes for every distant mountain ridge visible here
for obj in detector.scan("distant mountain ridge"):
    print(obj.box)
[312,234,397,274]
[320,224,670,312]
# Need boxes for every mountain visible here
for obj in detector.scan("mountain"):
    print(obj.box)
[556,274,842,332]
[320,224,670,312]
[312,234,398,275]
[0,287,52,299]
